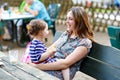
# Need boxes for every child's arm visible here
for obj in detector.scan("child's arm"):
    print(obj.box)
[39,37,61,61]
[39,46,56,61]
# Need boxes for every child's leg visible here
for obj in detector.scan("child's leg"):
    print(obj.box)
[62,68,70,80]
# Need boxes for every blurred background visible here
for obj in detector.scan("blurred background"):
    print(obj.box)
[0,0,120,59]
[0,0,120,32]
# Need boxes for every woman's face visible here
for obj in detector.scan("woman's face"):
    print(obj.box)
[66,11,75,33]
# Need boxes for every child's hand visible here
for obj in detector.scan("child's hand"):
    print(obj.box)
[49,47,56,53]
[47,46,56,55]
[51,47,56,53]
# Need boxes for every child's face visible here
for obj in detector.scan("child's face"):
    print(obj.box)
[42,25,49,38]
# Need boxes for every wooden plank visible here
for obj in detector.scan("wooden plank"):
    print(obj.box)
[80,57,120,80]
[16,62,60,80]
[89,42,120,68]
[73,71,96,80]
[0,68,19,80]
[2,57,60,80]
[2,59,40,80]
[0,51,7,57]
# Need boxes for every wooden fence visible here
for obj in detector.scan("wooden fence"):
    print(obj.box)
[1,0,120,32]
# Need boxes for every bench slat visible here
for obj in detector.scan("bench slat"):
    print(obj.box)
[0,68,19,80]
[2,59,41,80]
[89,42,120,69]
[2,57,60,80]
[80,57,120,80]
[73,71,96,80]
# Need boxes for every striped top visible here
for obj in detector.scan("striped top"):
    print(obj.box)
[29,39,47,63]
[29,39,57,64]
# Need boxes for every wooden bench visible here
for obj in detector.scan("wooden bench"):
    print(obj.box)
[54,31,120,80]
[80,42,120,80]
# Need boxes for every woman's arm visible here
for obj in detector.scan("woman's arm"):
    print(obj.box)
[30,46,88,70]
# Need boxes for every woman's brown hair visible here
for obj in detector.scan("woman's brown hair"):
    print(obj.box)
[69,7,94,41]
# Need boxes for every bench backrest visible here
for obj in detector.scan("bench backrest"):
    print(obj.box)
[53,31,62,42]
[80,42,120,80]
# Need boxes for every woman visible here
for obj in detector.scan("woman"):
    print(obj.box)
[30,6,94,80]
